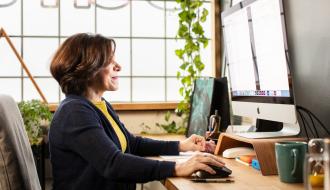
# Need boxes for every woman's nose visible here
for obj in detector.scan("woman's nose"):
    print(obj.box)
[114,62,121,71]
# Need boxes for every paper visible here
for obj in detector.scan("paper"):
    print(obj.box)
[160,151,196,161]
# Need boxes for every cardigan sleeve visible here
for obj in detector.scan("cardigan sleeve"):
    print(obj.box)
[58,103,176,183]
[125,131,180,156]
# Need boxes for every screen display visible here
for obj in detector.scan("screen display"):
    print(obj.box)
[222,0,293,103]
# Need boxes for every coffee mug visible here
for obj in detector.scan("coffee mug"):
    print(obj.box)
[275,141,308,183]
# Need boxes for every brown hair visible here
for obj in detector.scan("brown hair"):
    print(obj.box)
[50,33,116,95]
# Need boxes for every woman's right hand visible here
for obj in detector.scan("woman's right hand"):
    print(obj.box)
[173,152,225,177]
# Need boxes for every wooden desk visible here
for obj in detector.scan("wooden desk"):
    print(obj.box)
[163,158,303,190]
[141,134,304,190]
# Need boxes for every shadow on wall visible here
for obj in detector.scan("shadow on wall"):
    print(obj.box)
[284,0,330,137]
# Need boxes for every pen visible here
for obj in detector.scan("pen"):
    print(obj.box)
[235,157,251,166]
[191,178,234,183]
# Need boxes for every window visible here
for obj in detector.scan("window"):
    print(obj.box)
[0,0,212,103]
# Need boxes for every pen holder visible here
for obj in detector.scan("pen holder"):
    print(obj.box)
[206,110,221,141]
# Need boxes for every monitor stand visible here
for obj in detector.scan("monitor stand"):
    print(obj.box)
[215,133,305,175]
[227,119,300,139]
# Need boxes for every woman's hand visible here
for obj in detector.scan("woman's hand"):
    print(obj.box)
[173,152,225,177]
[179,134,205,152]
[204,140,216,153]
[179,134,217,153]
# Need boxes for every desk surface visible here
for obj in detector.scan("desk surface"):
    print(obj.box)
[141,134,304,190]
[164,158,303,190]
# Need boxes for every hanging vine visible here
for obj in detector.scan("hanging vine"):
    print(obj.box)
[175,0,209,128]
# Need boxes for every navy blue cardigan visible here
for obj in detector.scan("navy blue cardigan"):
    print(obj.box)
[49,95,179,190]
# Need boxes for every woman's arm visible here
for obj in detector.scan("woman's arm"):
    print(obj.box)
[125,131,180,156]
[56,103,176,183]
[125,129,216,156]
[106,101,180,156]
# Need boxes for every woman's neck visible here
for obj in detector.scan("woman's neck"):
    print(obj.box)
[84,87,104,102]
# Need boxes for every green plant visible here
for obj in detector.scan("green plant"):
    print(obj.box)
[140,123,152,134]
[143,0,209,135]
[175,0,209,128]
[18,100,52,145]
[156,111,186,134]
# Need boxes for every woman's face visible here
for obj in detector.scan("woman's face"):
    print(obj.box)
[97,57,121,92]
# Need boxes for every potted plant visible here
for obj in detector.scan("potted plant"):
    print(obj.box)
[18,99,52,145]
[18,99,52,189]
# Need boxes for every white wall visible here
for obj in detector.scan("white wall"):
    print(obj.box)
[117,110,183,134]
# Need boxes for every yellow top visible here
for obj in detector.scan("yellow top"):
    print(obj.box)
[93,100,127,152]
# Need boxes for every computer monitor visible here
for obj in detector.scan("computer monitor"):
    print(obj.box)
[185,77,230,138]
[222,0,300,138]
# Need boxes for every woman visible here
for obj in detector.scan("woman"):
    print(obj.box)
[49,33,224,190]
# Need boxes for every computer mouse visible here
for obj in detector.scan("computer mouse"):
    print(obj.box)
[196,165,232,178]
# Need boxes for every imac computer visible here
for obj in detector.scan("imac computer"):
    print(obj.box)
[222,0,300,138]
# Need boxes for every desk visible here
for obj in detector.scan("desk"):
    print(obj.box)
[141,134,304,190]
[163,158,303,190]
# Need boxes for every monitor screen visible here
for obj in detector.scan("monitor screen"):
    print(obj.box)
[186,77,230,138]
[222,0,300,138]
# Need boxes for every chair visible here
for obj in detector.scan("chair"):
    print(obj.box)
[0,94,41,190]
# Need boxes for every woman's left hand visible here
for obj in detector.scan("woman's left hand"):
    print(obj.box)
[179,134,216,153]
